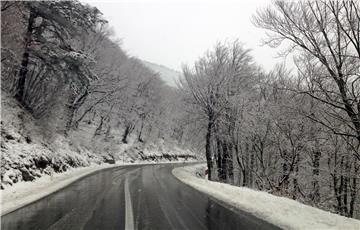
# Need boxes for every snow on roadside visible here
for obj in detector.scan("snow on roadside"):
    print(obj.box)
[172,164,360,230]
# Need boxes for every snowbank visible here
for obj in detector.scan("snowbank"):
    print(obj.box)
[172,164,360,230]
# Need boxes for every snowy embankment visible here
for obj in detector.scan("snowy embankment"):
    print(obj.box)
[172,164,360,230]
[1,94,104,189]
[1,93,197,190]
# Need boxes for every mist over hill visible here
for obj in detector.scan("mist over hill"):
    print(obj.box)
[142,60,181,87]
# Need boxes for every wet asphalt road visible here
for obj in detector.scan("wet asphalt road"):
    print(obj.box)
[1,164,280,230]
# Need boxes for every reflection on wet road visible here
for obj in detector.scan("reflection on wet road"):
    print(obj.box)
[2,164,280,230]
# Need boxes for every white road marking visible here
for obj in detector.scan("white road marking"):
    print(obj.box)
[125,177,135,230]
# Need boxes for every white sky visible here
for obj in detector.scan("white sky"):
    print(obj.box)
[83,0,291,72]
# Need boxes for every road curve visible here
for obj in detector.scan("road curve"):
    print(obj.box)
[2,164,281,230]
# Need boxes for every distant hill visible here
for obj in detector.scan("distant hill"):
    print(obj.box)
[142,60,181,87]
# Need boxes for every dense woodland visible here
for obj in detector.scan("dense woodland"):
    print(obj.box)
[179,0,360,219]
[1,0,359,219]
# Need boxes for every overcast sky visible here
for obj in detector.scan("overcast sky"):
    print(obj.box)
[83,0,290,72]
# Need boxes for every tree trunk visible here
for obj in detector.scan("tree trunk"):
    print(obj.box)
[339,156,347,215]
[65,89,77,134]
[205,115,214,181]
[292,153,300,200]
[349,160,358,217]
[138,119,145,142]
[15,9,36,104]
[221,141,228,182]
[122,125,131,143]
[332,150,343,215]
[69,88,89,129]
[249,148,255,188]
[227,142,234,184]
[234,143,247,186]
[282,150,289,192]
[216,137,223,181]
[104,124,111,141]
[312,149,321,204]
[94,116,104,137]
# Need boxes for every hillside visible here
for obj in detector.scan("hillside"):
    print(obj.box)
[1,94,196,189]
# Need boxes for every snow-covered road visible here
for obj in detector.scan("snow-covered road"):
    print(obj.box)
[1,163,279,230]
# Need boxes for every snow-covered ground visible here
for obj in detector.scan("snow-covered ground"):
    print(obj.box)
[172,164,360,230]
[123,138,196,162]
[1,93,105,189]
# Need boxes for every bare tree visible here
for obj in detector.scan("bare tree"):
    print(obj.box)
[180,40,256,181]
[254,0,360,160]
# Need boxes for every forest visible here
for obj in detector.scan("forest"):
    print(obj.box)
[1,0,359,219]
